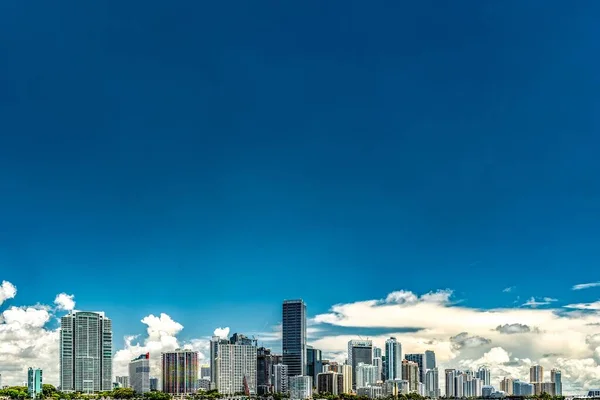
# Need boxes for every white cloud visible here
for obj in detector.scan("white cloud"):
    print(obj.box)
[573,282,600,291]
[213,327,230,339]
[311,289,600,394]
[502,286,514,293]
[522,297,557,308]
[0,280,17,305]
[54,293,76,311]
[565,301,600,311]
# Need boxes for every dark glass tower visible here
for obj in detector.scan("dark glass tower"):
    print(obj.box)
[282,299,307,377]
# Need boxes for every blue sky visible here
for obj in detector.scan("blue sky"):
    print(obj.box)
[1,1,600,390]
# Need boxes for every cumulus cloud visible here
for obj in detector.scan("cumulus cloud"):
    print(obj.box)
[54,293,76,311]
[572,282,600,291]
[0,280,17,305]
[565,301,600,311]
[522,297,558,308]
[502,286,515,293]
[495,323,536,334]
[213,327,230,339]
[311,289,600,394]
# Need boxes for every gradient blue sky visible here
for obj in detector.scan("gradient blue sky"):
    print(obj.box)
[1,1,600,351]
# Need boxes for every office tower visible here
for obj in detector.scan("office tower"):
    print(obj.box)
[482,385,495,398]
[385,337,402,380]
[373,347,382,359]
[317,372,343,395]
[257,348,274,395]
[445,370,457,398]
[424,350,436,371]
[273,364,289,394]
[161,349,199,395]
[373,357,383,383]
[425,368,440,398]
[306,346,322,387]
[200,364,211,380]
[60,311,113,393]
[27,368,42,399]
[348,340,373,388]
[551,369,562,395]
[340,364,352,394]
[116,376,129,388]
[476,366,491,386]
[405,354,425,383]
[282,300,307,378]
[401,360,419,392]
[454,374,464,398]
[356,363,379,389]
[211,333,257,395]
[465,377,482,398]
[129,353,150,394]
[500,377,514,395]
[149,378,158,391]
[541,382,556,396]
[289,376,312,400]
[530,365,543,383]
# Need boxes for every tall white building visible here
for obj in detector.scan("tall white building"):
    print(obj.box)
[211,333,257,395]
[356,363,379,389]
[60,311,112,393]
[340,364,352,394]
[477,367,491,386]
[289,376,312,400]
[445,369,457,398]
[273,364,289,394]
[129,353,150,394]
[373,357,383,382]
[425,368,440,398]
[385,337,402,380]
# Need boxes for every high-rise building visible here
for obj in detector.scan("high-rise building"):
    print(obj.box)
[373,357,383,383]
[161,349,199,395]
[306,346,322,387]
[500,377,514,395]
[340,364,352,394]
[385,338,402,381]
[348,340,373,388]
[425,368,440,398]
[60,311,113,393]
[476,367,491,386]
[273,364,289,394]
[551,369,562,396]
[540,382,556,396]
[257,348,275,395]
[149,378,158,391]
[200,365,211,380]
[282,300,307,378]
[530,365,543,383]
[356,363,379,389]
[401,360,419,392]
[445,369,457,398]
[513,380,534,396]
[405,354,425,383]
[289,376,312,400]
[424,350,436,371]
[27,368,42,399]
[317,372,343,395]
[211,333,257,395]
[129,353,150,394]
[116,376,129,388]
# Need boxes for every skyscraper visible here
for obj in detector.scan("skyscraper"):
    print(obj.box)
[211,333,257,395]
[385,338,402,380]
[306,346,322,387]
[476,367,491,386]
[401,360,419,392]
[257,347,275,395]
[500,377,514,395]
[27,368,42,399]
[340,364,352,394]
[289,376,312,400]
[282,300,307,377]
[551,369,562,396]
[425,368,440,398]
[530,365,543,384]
[273,364,289,394]
[355,363,378,389]
[373,356,383,383]
[161,349,199,395]
[348,340,373,388]
[424,350,436,370]
[129,353,150,394]
[445,369,457,398]
[317,372,343,395]
[405,354,425,383]
[60,311,113,393]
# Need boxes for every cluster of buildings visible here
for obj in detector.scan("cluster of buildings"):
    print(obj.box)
[6,301,567,399]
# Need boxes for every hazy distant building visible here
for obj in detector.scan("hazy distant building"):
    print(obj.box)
[340,364,352,394]
[273,364,289,394]
[482,385,495,398]
[405,354,425,383]
[129,353,150,394]
[402,360,419,392]
[445,370,457,398]
[289,376,312,400]
[425,368,440,398]
[530,365,543,383]
[551,369,562,396]
[27,368,42,399]
[211,333,257,395]
[356,363,379,389]
[60,311,113,393]
[513,380,534,396]
[317,372,343,395]
[283,300,307,378]
[116,376,129,389]
[500,377,513,395]
[385,338,402,380]
[306,346,322,387]
[348,340,373,388]
[477,367,491,386]
[424,350,436,370]
[161,349,199,395]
